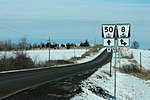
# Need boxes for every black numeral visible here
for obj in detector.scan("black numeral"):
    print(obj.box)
[121,27,125,32]
[104,27,113,32]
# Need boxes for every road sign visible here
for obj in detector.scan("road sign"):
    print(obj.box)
[102,24,116,38]
[116,24,130,38]
[114,56,122,59]
[101,23,131,99]
[107,47,112,53]
[103,38,115,46]
[118,38,130,47]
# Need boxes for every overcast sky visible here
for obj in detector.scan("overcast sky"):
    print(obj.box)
[0,0,150,49]
[0,0,149,20]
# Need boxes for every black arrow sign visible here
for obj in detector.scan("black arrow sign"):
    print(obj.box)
[107,40,111,45]
[120,39,127,46]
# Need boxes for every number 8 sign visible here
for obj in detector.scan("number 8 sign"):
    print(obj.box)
[116,24,130,38]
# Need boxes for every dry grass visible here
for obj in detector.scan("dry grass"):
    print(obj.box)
[0,52,34,71]
[132,70,150,80]
[118,62,150,80]
[119,49,150,80]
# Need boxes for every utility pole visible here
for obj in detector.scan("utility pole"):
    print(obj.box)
[74,44,76,63]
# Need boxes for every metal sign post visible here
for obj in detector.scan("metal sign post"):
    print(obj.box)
[114,39,117,99]
[101,23,131,99]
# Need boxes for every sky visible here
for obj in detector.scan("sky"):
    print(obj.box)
[0,0,150,49]
[0,0,150,20]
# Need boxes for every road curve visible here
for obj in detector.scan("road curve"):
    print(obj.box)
[0,49,112,99]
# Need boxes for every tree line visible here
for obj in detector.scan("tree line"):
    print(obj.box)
[0,37,90,51]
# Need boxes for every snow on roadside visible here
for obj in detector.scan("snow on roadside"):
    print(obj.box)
[0,48,104,73]
[71,48,150,100]
[121,48,150,70]
[129,49,150,70]
[0,49,87,62]
[71,64,150,100]
[27,49,87,62]
[0,49,88,73]
[77,48,106,63]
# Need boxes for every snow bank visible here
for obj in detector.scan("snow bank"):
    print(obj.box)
[71,48,150,100]
[71,64,150,100]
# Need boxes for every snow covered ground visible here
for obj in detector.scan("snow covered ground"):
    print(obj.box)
[0,49,87,62]
[129,49,150,70]
[71,48,150,100]
[1,47,150,99]
[26,49,87,62]
[0,49,88,73]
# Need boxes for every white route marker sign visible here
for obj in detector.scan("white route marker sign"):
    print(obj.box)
[116,24,130,38]
[103,38,115,46]
[102,24,116,38]
[101,23,131,99]
[118,38,130,47]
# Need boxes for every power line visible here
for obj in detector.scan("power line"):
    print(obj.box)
[0,25,47,40]
[0,25,24,35]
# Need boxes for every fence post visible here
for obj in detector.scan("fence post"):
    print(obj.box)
[140,52,142,70]
[110,59,112,77]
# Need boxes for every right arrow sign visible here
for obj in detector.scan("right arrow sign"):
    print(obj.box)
[120,39,127,46]
[118,38,130,47]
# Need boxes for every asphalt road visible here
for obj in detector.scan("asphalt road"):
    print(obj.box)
[0,49,112,99]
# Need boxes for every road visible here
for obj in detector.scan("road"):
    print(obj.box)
[0,49,112,99]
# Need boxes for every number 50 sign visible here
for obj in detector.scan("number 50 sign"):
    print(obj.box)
[102,24,116,38]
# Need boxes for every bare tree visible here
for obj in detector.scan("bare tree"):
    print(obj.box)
[0,40,13,51]
[18,36,27,53]
[131,41,140,49]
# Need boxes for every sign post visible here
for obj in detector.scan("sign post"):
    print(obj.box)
[101,23,131,99]
[114,39,117,99]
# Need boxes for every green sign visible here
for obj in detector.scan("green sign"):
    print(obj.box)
[114,56,122,59]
